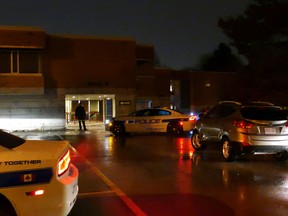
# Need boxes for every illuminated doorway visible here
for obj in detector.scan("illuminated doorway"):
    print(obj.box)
[65,94,115,126]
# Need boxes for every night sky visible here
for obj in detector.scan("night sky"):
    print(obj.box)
[0,0,251,70]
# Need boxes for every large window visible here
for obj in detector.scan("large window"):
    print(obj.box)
[0,50,41,74]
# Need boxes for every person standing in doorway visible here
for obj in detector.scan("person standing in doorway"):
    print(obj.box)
[75,102,87,130]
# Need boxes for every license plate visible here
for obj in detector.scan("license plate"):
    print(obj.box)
[264,128,276,134]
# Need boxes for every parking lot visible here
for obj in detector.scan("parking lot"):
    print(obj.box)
[13,123,288,216]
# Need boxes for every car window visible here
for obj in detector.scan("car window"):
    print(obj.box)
[205,104,237,118]
[132,109,150,116]
[132,109,172,117]
[240,106,286,120]
[219,105,237,117]
[205,106,220,118]
[158,110,171,116]
[0,130,25,149]
[149,109,160,116]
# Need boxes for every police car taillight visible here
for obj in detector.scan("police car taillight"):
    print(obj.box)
[58,150,71,177]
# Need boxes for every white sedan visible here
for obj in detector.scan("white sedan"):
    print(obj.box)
[105,107,196,136]
[0,130,78,216]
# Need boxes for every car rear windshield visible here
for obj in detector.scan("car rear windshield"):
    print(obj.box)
[240,106,286,121]
[0,130,25,149]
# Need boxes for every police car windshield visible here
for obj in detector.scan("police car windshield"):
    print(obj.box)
[0,130,25,149]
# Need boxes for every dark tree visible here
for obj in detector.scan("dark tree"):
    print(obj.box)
[198,43,243,71]
[218,0,288,73]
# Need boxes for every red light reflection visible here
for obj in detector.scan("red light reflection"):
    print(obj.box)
[73,134,99,159]
[176,137,195,160]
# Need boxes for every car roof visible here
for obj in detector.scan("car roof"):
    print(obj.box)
[219,101,278,108]
[243,101,275,106]
[151,107,171,110]
[219,101,242,106]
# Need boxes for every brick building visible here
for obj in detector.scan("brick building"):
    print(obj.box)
[0,26,172,131]
[0,26,237,131]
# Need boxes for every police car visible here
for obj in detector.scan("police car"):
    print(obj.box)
[0,130,78,216]
[105,107,196,136]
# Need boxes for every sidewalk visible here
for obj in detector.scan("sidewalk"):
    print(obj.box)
[66,122,106,132]
[12,122,111,140]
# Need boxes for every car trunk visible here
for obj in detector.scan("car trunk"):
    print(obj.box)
[240,106,288,146]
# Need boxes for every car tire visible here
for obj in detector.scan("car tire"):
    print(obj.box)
[191,131,205,151]
[222,138,236,162]
[167,122,183,136]
[0,197,17,216]
[273,151,288,161]
[111,123,125,137]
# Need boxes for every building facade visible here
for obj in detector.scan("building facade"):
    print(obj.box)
[0,26,172,131]
[170,70,236,116]
[0,26,237,131]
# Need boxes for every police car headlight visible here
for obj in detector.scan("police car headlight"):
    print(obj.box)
[105,118,115,126]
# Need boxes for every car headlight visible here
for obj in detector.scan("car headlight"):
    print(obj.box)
[105,118,115,125]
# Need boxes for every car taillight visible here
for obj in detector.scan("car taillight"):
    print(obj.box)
[58,150,71,177]
[234,120,253,129]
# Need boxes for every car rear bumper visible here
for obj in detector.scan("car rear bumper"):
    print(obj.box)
[9,163,79,216]
[234,142,288,154]
[182,121,195,132]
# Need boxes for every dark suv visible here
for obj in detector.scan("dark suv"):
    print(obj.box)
[191,101,288,161]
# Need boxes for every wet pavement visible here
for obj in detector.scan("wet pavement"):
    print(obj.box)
[12,122,107,139]
[11,123,288,216]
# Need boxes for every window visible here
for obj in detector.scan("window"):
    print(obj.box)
[0,51,10,73]
[170,82,173,93]
[132,109,149,117]
[205,81,211,87]
[158,110,171,116]
[206,104,238,118]
[0,50,41,74]
[219,105,237,117]
[240,107,285,120]
[206,106,221,118]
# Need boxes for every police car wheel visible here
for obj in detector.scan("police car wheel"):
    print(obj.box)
[273,151,288,161]
[0,198,17,216]
[111,123,125,136]
[167,122,183,136]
